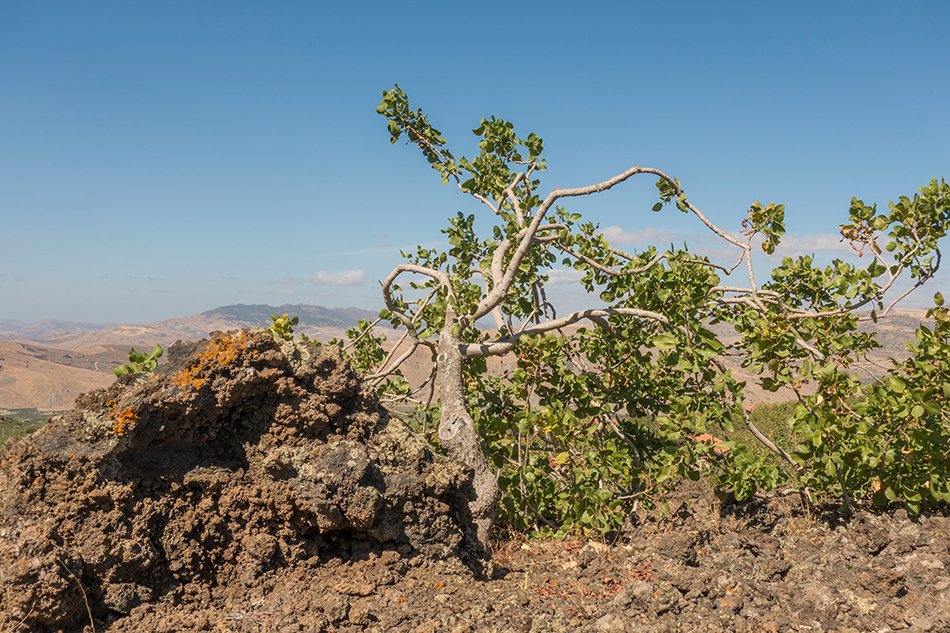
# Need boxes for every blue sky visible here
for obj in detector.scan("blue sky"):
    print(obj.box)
[2,1,948,324]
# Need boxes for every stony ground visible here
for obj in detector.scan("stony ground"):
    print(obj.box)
[1,330,948,633]
[190,487,950,633]
[47,487,946,633]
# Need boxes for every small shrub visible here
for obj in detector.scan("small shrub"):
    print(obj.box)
[113,344,163,376]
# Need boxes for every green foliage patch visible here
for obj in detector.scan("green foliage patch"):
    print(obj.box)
[283,87,950,537]
[113,344,164,376]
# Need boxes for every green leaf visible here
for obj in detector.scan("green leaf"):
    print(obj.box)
[887,377,907,392]
[652,202,663,212]
[935,292,945,307]
[652,335,677,349]
[824,458,836,477]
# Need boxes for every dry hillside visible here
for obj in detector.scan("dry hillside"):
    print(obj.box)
[0,304,377,412]
[0,306,935,413]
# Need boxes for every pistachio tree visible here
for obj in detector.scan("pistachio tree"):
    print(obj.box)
[366,86,948,546]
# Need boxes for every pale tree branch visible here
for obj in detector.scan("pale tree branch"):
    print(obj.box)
[461,307,669,358]
[381,263,455,328]
[473,165,751,323]
[504,171,527,225]
[741,406,799,470]
[554,241,669,277]
[470,268,505,329]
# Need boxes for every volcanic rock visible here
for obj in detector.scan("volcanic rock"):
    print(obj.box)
[0,330,471,632]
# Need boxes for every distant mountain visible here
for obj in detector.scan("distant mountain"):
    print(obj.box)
[152,303,381,333]
[0,319,118,341]
[0,303,382,411]
[17,303,383,350]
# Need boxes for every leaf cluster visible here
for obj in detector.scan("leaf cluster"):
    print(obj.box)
[113,344,163,377]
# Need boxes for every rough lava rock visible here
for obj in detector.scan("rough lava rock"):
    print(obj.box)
[0,330,473,632]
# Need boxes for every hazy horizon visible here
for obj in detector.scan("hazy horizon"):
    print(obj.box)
[0,301,380,328]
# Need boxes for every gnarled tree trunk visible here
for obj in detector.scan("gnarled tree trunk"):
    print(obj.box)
[436,327,498,550]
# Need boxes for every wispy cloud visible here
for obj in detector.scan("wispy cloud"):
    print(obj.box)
[311,269,370,286]
[268,276,305,285]
[773,233,856,257]
[546,269,586,285]
[600,226,676,245]
[676,231,859,264]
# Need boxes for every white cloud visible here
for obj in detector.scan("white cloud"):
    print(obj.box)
[599,226,676,245]
[545,269,586,285]
[310,269,370,286]
[692,231,858,263]
[268,276,304,285]
[773,233,857,256]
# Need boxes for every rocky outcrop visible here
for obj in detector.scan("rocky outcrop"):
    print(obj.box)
[0,330,471,632]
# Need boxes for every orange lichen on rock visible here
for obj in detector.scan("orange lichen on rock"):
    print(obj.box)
[108,400,138,436]
[170,330,252,392]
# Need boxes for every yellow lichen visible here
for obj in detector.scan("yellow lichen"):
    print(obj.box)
[108,400,138,436]
[170,330,252,392]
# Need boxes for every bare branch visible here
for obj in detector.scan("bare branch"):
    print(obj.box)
[604,415,641,468]
[470,268,505,329]
[461,307,669,358]
[503,171,527,225]
[554,240,669,277]
[473,165,751,323]
[882,250,941,316]
[741,406,798,469]
[381,263,453,330]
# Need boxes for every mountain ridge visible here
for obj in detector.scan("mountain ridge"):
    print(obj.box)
[0,303,380,411]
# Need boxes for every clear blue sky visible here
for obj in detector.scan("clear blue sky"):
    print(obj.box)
[2,1,948,324]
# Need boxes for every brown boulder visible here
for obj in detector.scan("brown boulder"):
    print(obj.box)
[0,330,471,632]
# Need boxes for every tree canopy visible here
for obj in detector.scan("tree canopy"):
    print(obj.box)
[317,86,949,545]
